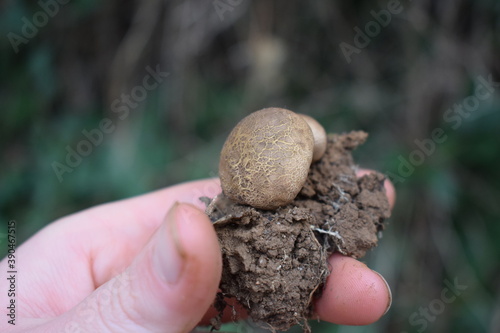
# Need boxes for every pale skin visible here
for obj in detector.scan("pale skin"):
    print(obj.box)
[0,169,395,333]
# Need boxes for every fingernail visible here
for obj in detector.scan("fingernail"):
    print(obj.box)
[153,203,186,284]
[373,270,392,315]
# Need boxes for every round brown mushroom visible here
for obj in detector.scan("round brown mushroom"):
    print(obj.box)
[219,107,314,210]
[299,114,327,162]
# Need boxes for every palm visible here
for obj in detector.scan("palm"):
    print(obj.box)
[15,180,215,318]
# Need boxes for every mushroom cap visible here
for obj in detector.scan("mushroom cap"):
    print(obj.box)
[219,107,314,210]
[299,114,327,162]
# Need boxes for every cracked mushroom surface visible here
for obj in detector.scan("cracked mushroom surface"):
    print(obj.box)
[219,108,314,210]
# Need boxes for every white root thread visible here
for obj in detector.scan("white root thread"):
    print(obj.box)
[332,183,349,203]
[310,225,342,239]
[310,225,347,255]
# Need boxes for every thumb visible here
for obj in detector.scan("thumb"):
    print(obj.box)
[50,203,222,333]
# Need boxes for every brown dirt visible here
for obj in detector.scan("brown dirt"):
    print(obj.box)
[203,131,391,332]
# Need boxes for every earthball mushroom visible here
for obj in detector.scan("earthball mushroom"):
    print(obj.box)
[219,107,315,210]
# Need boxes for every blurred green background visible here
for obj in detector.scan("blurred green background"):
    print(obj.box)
[1,0,499,332]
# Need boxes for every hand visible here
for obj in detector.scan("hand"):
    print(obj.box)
[0,170,395,333]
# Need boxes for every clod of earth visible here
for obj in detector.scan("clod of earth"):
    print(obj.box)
[203,108,391,332]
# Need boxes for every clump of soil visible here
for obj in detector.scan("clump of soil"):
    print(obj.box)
[203,131,391,332]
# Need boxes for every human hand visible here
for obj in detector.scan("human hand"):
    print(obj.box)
[0,170,395,333]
